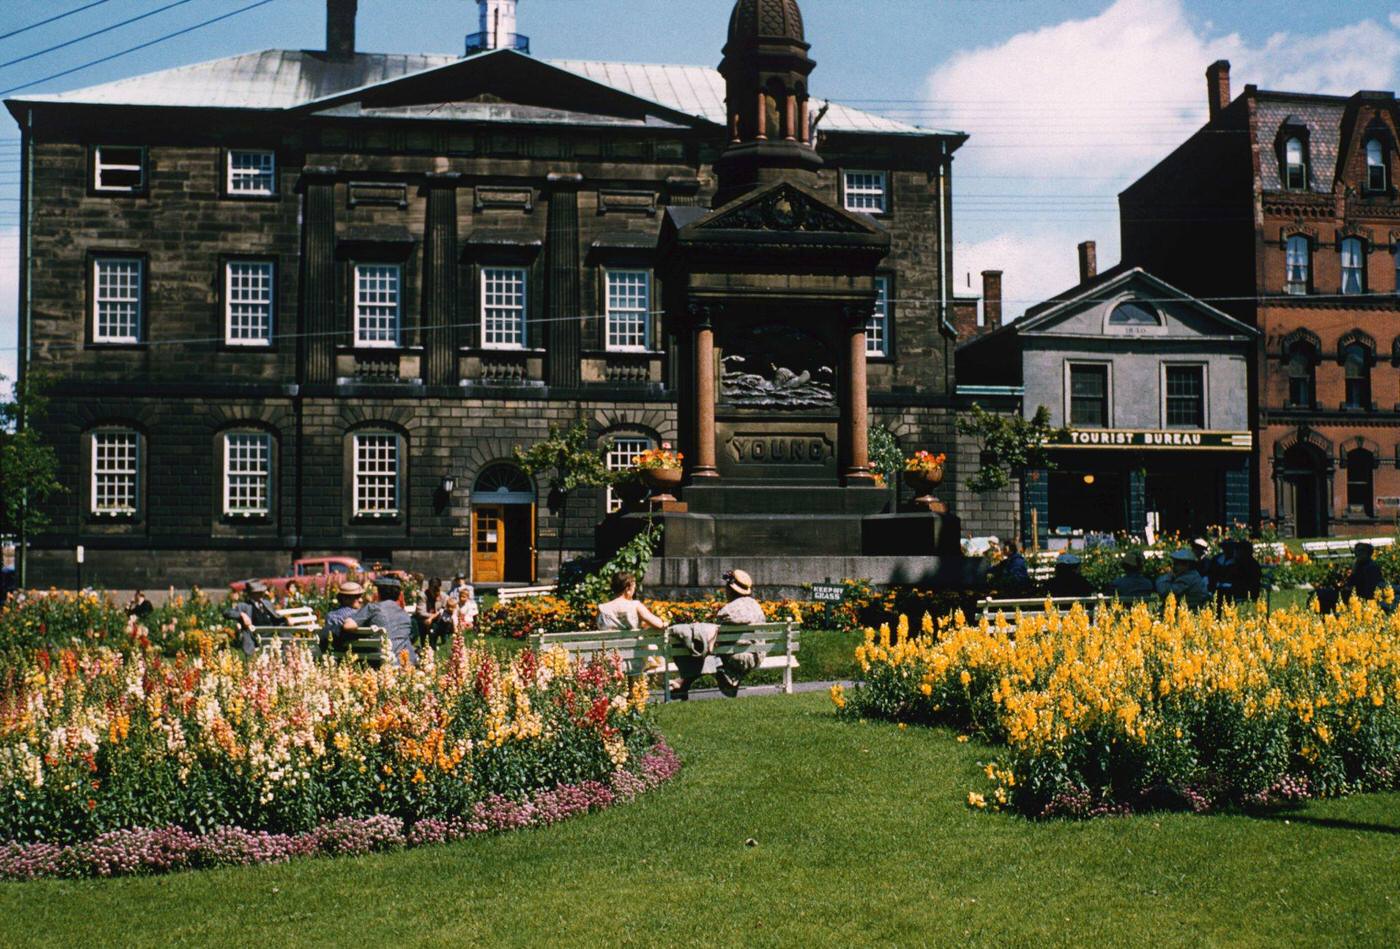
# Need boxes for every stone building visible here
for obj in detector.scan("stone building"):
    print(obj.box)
[7,0,967,588]
[1121,62,1400,537]
[957,252,1256,546]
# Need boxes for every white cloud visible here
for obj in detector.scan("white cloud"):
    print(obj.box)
[931,0,1400,316]
[955,229,1115,324]
[0,227,17,383]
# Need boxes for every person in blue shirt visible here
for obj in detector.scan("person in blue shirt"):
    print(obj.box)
[341,577,418,667]
[996,541,1031,593]
[320,581,364,655]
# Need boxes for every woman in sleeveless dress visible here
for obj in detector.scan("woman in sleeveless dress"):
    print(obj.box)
[596,572,665,630]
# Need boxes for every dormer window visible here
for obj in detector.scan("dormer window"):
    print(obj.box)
[1366,138,1387,192]
[1284,137,1307,190]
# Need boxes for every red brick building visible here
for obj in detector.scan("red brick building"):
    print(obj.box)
[1121,62,1400,537]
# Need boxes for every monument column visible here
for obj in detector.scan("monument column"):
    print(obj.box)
[843,305,874,484]
[690,302,720,479]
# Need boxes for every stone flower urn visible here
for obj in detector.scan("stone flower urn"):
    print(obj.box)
[640,467,683,505]
[903,465,947,513]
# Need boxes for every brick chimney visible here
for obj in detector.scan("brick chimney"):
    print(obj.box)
[326,0,357,62]
[981,270,1003,329]
[1077,241,1097,283]
[1206,60,1231,122]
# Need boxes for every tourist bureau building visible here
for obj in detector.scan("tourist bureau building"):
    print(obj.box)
[957,263,1257,545]
[8,0,966,587]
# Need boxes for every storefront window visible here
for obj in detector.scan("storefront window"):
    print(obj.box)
[1346,449,1374,515]
[1343,344,1371,409]
[1165,365,1204,428]
[1069,364,1108,426]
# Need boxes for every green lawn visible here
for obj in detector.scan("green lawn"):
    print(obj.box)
[2,693,1396,947]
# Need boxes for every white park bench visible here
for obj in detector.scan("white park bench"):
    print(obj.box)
[250,605,323,654]
[495,585,558,603]
[976,595,1110,633]
[529,621,801,701]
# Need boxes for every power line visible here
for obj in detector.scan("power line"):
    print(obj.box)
[0,0,119,43]
[0,0,283,97]
[0,0,199,71]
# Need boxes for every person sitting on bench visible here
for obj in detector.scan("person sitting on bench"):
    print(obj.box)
[596,572,666,630]
[321,581,364,654]
[225,581,285,656]
[340,576,418,666]
[670,569,765,700]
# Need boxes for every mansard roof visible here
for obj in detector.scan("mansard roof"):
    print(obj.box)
[6,47,961,139]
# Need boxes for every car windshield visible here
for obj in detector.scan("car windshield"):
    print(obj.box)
[330,562,355,574]
[299,563,325,576]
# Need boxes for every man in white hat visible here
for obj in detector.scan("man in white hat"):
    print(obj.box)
[1157,549,1209,608]
[321,581,364,655]
[669,568,767,699]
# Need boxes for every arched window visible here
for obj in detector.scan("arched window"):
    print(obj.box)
[603,433,654,513]
[473,463,534,503]
[1285,342,1316,408]
[1340,237,1366,295]
[1343,343,1371,410]
[1366,138,1387,192]
[1108,301,1159,325]
[1284,137,1307,190]
[1285,235,1311,294]
[1346,448,1374,515]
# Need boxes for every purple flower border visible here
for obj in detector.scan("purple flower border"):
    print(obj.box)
[0,742,680,881]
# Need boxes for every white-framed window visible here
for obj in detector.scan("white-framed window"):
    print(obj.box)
[353,432,400,516]
[93,257,143,343]
[223,432,271,516]
[482,267,527,349]
[605,435,652,513]
[1284,236,1310,295]
[354,264,401,347]
[1162,363,1206,429]
[605,270,650,351]
[227,149,276,195]
[1283,137,1306,190]
[91,429,139,515]
[1341,237,1365,295]
[225,260,274,345]
[866,276,891,356]
[843,170,887,213]
[1366,139,1386,192]
[93,145,144,192]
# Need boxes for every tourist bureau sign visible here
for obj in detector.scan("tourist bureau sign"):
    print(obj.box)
[1051,429,1253,451]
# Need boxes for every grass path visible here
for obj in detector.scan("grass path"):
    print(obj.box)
[2,693,1397,946]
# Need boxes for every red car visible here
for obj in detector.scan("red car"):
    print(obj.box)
[229,557,408,594]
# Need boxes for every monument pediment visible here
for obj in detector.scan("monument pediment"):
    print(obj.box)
[687,181,881,237]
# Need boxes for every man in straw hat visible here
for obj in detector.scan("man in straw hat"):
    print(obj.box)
[669,568,767,700]
[320,580,365,655]
[224,580,286,656]
[1157,549,1209,608]
[340,575,418,666]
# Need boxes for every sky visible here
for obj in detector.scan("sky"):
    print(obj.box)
[2,0,1400,382]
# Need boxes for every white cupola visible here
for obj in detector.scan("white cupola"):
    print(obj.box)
[467,0,529,54]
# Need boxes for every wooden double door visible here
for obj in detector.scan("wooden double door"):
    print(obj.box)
[471,504,536,584]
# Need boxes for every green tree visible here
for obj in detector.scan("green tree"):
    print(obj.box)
[956,403,1066,494]
[0,373,65,585]
[514,420,615,565]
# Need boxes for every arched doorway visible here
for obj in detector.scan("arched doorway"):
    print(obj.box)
[1279,443,1329,538]
[471,464,536,585]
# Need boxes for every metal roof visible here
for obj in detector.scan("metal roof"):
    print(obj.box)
[11,49,959,137]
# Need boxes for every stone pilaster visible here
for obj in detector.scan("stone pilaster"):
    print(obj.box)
[422,173,461,386]
[298,167,338,385]
[545,172,582,389]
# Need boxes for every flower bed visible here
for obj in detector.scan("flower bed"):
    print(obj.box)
[835,597,1400,817]
[0,591,233,657]
[0,744,679,880]
[0,634,673,876]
